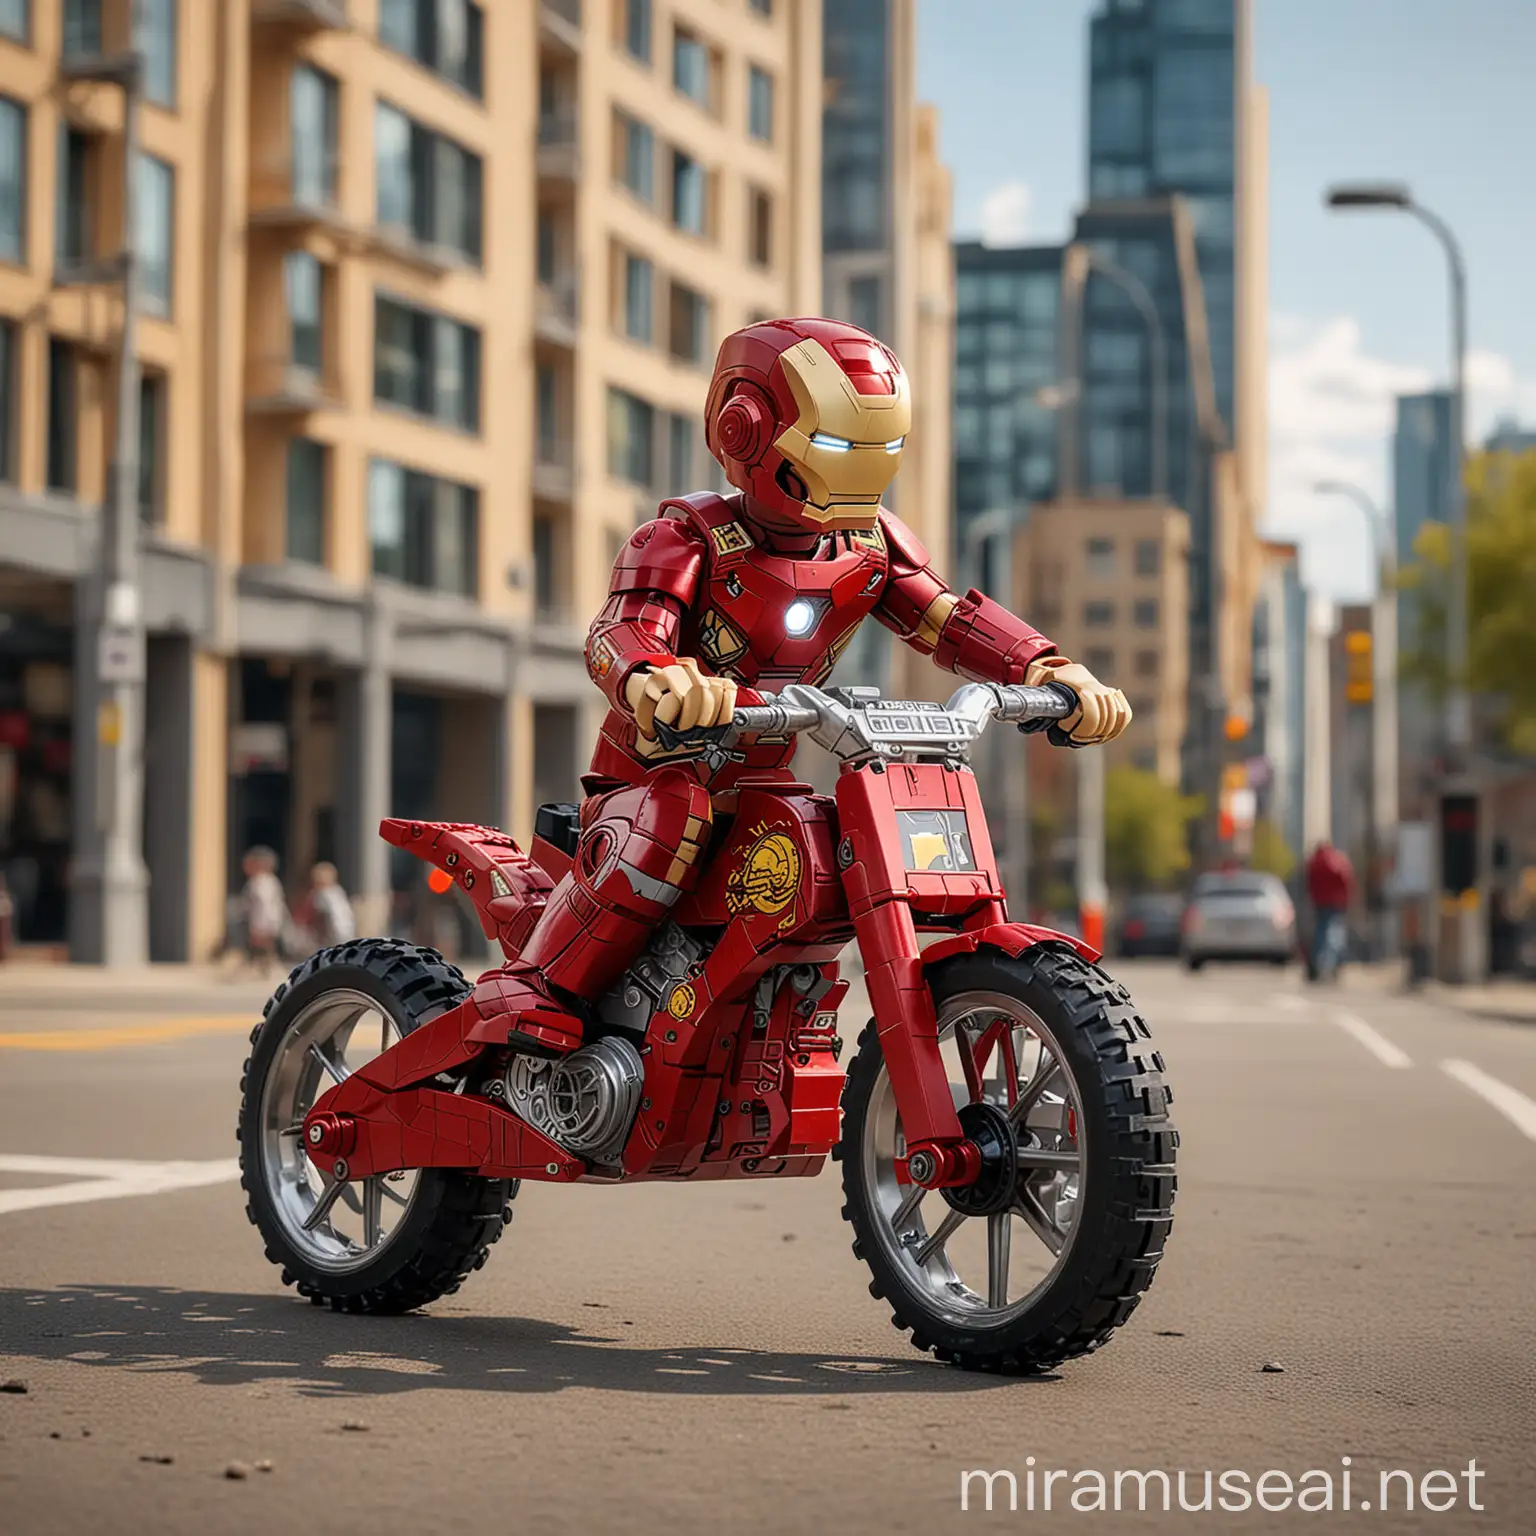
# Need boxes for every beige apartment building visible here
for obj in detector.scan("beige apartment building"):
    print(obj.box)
[1015,498,1191,786]
[0,0,830,960]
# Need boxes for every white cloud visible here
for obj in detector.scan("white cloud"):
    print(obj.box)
[1264,314,1536,600]
[980,181,1032,248]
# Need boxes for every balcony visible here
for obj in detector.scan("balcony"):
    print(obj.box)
[535,276,579,349]
[537,110,579,185]
[539,0,581,55]
[249,154,355,239]
[533,439,575,504]
[252,0,349,31]
[245,354,342,415]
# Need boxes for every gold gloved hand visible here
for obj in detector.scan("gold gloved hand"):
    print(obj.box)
[625,658,737,755]
[1024,656,1133,745]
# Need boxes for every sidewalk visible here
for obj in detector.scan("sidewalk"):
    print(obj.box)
[1328,958,1536,1025]
[0,961,277,1016]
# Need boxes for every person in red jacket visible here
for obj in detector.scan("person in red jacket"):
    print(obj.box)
[484,317,1134,1056]
[1305,841,1354,979]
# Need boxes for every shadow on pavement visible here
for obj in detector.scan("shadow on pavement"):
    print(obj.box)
[0,1285,1053,1397]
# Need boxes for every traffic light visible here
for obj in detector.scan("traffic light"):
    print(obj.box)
[1344,629,1373,705]
[1439,793,1478,896]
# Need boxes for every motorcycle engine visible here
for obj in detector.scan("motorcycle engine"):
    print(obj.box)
[504,1037,644,1165]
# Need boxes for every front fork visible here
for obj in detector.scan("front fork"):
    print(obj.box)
[838,769,992,1190]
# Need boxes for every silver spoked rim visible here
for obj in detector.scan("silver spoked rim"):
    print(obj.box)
[257,987,423,1273]
[860,989,1086,1329]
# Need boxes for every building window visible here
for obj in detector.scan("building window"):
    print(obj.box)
[46,338,77,493]
[373,292,481,432]
[607,387,654,488]
[616,112,654,204]
[379,0,484,97]
[135,152,173,315]
[1086,536,1115,578]
[374,102,483,264]
[748,185,772,267]
[748,64,774,141]
[848,275,881,335]
[1086,647,1115,678]
[1134,649,1158,678]
[1084,600,1115,628]
[134,0,177,109]
[667,412,694,494]
[286,437,327,564]
[56,125,94,269]
[622,251,653,343]
[532,514,557,615]
[0,319,16,481]
[0,0,25,42]
[284,251,324,373]
[536,363,561,461]
[0,96,22,265]
[368,457,479,596]
[668,280,709,366]
[748,0,771,14]
[1134,537,1160,575]
[673,28,709,108]
[291,64,338,208]
[671,150,706,236]
[138,370,164,523]
[1134,597,1160,628]
[623,0,651,63]
[62,0,98,56]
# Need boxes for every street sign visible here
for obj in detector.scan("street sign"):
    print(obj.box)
[98,625,144,684]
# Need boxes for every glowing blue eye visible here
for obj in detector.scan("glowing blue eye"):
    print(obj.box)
[784,599,817,636]
[810,432,852,452]
[884,436,905,453]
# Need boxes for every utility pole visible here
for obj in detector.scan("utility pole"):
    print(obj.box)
[66,47,150,966]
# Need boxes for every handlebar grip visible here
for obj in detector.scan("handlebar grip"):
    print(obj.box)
[730,701,820,735]
[995,683,1076,724]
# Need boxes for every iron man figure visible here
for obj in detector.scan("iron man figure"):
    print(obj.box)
[485,318,1131,1054]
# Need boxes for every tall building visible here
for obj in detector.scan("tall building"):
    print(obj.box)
[820,0,953,695]
[1083,0,1268,785]
[1484,418,1536,456]
[951,240,1062,582]
[0,0,824,960]
[1252,539,1306,864]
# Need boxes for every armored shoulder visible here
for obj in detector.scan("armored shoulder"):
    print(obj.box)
[877,508,932,575]
[610,515,710,603]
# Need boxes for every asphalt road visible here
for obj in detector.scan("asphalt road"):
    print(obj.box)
[2,958,1533,1535]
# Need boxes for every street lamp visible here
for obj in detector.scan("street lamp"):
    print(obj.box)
[1323,182,1469,767]
[1314,480,1399,959]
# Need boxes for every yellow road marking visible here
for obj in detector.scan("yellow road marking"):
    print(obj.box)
[0,1016,254,1052]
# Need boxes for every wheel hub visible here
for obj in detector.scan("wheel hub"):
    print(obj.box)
[941,1100,1018,1217]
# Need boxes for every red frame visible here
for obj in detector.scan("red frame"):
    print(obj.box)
[303,762,1093,1187]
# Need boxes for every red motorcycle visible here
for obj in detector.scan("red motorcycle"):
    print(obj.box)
[238,682,1176,1372]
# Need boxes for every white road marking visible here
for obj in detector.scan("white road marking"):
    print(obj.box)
[0,1154,241,1216]
[1440,1060,1536,1142]
[1333,1010,1413,1069]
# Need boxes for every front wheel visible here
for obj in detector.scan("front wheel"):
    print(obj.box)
[237,938,514,1313]
[836,946,1177,1372]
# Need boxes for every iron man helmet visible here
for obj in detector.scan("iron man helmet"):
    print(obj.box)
[704,317,912,533]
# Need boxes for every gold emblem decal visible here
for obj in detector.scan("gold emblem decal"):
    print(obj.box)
[667,982,696,1019]
[698,608,748,665]
[725,830,801,916]
[710,522,754,556]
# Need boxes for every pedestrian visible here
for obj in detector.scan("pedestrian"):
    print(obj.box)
[238,846,289,976]
[296,861,356,952]
[1305,840,1353,982]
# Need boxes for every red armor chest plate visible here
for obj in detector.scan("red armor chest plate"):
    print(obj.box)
[679,517,889,691]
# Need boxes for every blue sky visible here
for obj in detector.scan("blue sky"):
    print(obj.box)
[916,0,1536,598]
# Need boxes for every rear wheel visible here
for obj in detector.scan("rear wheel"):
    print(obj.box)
[237,939,513,1313]
[836,946,1176,1372]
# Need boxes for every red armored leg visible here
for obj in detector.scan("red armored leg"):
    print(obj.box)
[478,766,713,1054]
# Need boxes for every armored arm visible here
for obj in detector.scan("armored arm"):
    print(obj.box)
[872,510,1057,684]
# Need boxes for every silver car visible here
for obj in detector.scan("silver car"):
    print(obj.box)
[1181,871,1296,970]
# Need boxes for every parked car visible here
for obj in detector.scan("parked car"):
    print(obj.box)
[1115,893,1185,958]
[1181,870,1296,970]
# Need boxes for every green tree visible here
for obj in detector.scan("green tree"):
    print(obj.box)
[1249,817,1295,880]
[1398,449,1536,754]
[1103,766,1203,893]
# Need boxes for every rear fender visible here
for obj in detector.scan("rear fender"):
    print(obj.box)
[379,819,555,961]
[921,921,1100,972]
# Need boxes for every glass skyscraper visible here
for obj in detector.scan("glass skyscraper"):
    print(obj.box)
[1394,391,1454,567]
[1088,0,1239,429]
